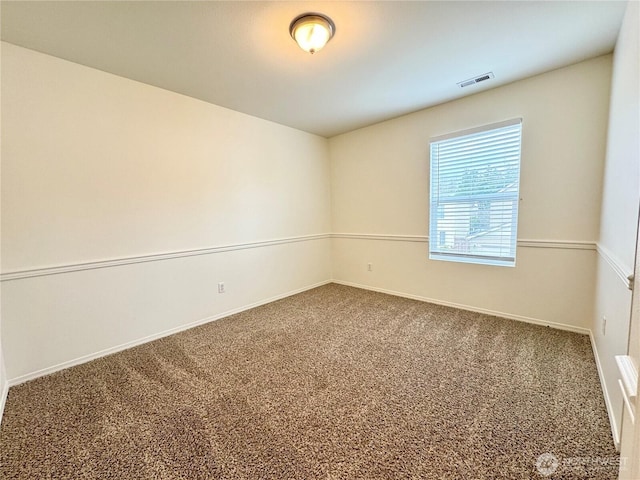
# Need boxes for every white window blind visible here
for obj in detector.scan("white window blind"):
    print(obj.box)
[429,119,522,267]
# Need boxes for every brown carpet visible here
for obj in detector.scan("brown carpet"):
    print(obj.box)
[0,284,618,479]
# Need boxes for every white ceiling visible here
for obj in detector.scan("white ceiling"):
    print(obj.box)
[1,1,627,138]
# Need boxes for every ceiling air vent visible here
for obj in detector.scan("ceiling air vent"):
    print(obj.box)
[457,72,494,88]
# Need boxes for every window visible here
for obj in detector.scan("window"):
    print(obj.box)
[429,119,522,267]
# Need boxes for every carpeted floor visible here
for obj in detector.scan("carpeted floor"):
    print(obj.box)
[0,284,618,479]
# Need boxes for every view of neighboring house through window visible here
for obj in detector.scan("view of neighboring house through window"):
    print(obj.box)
[429,119,522,267]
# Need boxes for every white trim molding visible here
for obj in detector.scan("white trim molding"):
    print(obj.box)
[616,355,638,425]
[7,280,332,386]
[592,333,622,449]
[331,279,591,335]
[331,233,429,243]
[596,243,634,290]
[332,233,596,251]
[1,233,331,282]
[2,234,600,282]
[517,239,595,250]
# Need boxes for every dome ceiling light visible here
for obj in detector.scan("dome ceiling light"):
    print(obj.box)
[289,13,336,54]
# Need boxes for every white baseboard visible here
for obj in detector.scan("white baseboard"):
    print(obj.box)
[4,278,619,451]
[332,280,591,335]
[7,280,332,387]
[0,380,8,427]
[590,331,621,450]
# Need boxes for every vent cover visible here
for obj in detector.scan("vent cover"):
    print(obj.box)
[457,72,494,88]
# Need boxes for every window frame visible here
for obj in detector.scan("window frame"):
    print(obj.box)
[428,118,522,267]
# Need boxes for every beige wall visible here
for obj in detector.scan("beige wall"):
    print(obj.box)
[594,0,639,459]
[0,41,6,423]
[330,55,612,330]
[0,43,332,381]
[0,232,4,422]
[2,43,331,271]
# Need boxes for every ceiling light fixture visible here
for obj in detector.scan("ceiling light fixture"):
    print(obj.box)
[289,13,335,54]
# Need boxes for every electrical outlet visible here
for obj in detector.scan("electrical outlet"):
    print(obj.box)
[218,282,225,294]
[367,263,373,272]
[602,316,607,336]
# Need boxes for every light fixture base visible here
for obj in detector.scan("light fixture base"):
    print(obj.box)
[289,13,336,54]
